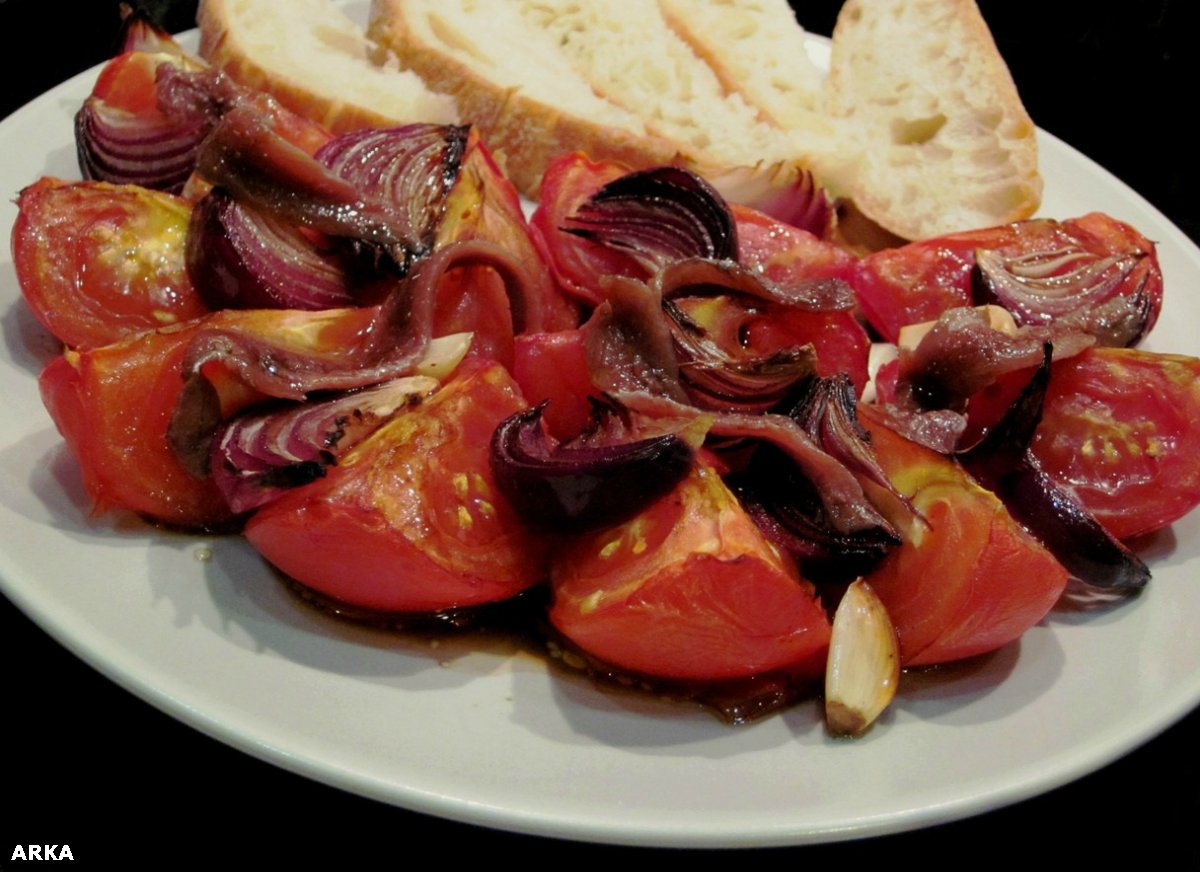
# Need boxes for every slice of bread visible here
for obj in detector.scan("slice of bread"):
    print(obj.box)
[510,0,797,170]
[823,0,1041,240]
[197,0,458,134]
[658,0,826,130]
[366,0,681,196]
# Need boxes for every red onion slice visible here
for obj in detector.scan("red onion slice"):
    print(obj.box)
[187,191,355,310]
[75,97,207,193]
[974,245,1156,346]
[213,376,439,513]
[562,166,737,269]
[490,399,695,533]
[315,124,468,273]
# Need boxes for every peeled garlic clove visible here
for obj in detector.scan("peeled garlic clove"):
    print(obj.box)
[825,579,900,736]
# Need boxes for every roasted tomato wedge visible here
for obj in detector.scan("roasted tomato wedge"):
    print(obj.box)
[857,404,1068,666]
[853,213,1162,343]
[433,132,578,366]
[550,460,831,682]
[511,328,595,442]
[245,361,549,614]
[38,324,253,529]
[13,177,209,349]
[35,306,390,529]
[1029,348,1200,540]
[529,153,647,307]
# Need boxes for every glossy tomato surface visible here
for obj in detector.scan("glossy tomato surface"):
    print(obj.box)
[245,360,549,614]
[13,177,209,349]
[858,404,1068,666]
[853,213,1162,342]
[511,329,595,441]
[434,132,579,368]
[39,327,233,529]
[529,152,645,307]
[550,462,831,682]
[1031,347,1200,540]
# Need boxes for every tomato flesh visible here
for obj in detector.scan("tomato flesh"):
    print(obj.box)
[246,361,549,613]
[551,462,831,681]
[853,214,1162,342]
[39,329,235,529]
[1031,348,1200,540]
[858,404,1068,666]
[13,177,209,349]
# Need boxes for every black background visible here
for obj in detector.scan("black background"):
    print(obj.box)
[2,0,1198,863]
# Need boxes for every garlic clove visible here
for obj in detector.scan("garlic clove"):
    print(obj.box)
[825,579,900,736]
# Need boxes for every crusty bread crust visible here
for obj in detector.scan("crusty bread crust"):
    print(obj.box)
[825,0,1041,239]
[198,0,458,134]
[367,0,681,198]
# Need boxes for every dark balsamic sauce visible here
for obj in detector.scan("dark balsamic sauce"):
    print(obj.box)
[283,578,824,724]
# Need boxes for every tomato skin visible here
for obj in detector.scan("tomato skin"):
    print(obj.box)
[1030,348,1200,540]
[245,361,549,613]
[550,463,831,682]
[529,153,644,307]
[731,204,856,286]
[13,177,209,349]
[852,214,1162,342]
[511,329,595,441]
[38,330,234,529]
[858,404,1068,666]
[434,133,579,367]
[92,51,174,116]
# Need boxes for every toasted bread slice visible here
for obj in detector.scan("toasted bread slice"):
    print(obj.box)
[825,0,1041,239]
[198,0,458,134]
[367,0,681,197]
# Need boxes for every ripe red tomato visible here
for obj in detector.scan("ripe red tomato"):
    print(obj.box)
[511,329,595,441]
[39,326,237,529]
[550,461,831,682]
[1030,348,1200,540]
[857,404,1068,666]
[853,213,1162,342]
[13,177,209,349]
[529,153,645,307]
[731,204,856,286]
[91,51,180,116]
[245,361,549,613]
[433,132,580,368]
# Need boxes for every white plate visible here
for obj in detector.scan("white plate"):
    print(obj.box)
[3,28,1200,850]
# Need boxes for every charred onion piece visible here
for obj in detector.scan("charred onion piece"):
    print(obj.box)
[733,448,899,579]
[187,191,355,310]
[490,399,694,532]
[900,307,1094,409]
[196,108,426,269]
[958,346,1150,592]
[562,166,737,269]
[176,238,524,405]
[212,376,439,513]
[659,256,856,313]
[727,376,903,577]
[973,246,1155,346]
[789,374,897,496]
[315,124,467,274]
[665,298,816,414]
